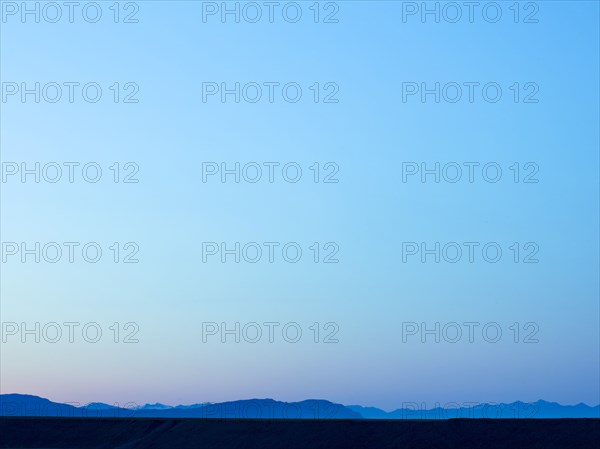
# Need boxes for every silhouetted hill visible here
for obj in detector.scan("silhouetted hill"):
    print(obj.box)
[0,394,80,417]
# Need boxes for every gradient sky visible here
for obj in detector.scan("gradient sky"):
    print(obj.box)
[0,0,599,411]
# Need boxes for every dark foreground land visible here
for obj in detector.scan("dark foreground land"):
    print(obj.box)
[1,417,599,449]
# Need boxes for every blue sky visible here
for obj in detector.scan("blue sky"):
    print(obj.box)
[0,1,599,410]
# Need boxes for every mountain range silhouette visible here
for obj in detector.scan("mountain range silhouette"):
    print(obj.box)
[1,394,598,419]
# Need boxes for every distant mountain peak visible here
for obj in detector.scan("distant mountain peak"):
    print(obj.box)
[135,403,173,410]
[83,403,121,410]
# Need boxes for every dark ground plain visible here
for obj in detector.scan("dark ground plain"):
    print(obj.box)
[1,417,599,449]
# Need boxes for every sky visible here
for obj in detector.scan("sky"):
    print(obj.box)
[0,0,599,411]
